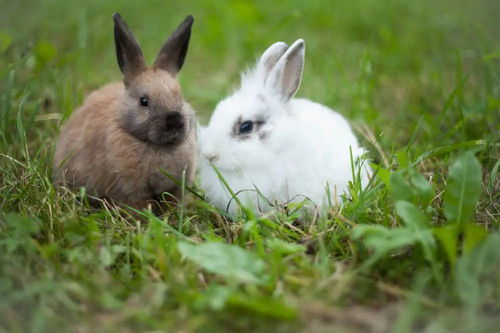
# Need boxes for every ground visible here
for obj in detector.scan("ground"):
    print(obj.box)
[0,0,499,332]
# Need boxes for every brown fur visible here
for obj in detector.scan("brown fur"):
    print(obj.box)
[52,15,197,211]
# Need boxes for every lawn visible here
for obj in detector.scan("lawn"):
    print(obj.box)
[1,0,499,331]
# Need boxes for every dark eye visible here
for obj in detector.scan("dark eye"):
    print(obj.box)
[239,120,253,134]
[139,96,149,107]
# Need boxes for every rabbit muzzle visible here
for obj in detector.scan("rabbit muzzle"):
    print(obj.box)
[149,111,186,147]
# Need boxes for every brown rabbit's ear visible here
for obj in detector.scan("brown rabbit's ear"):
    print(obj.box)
[113,13,146,81]
[154,15,194,75]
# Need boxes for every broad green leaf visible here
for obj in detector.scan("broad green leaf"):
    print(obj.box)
[443,152,482,227]
[266,238,305,255]
[99,247,113,267]
[352,224,418,259]
[353,201,438,276]
[395,201,430,229]
[200,284,234,310]
[433,225,458,266]
[390,172,412,202]
[409,169,435,206]
[395,201,437,266]
[373,164,390,187]
[455,233,500,311]
[178,242,265,284]
[389,169,434,207]
[463,224,488,253]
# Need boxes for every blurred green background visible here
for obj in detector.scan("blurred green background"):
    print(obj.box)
[1,0,499,331]
[2,0,498,144]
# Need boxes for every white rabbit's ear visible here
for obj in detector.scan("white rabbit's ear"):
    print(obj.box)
[266,39,305,102]
[257,42,289,81]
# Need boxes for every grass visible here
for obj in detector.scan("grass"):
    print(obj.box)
[1,0,499,331]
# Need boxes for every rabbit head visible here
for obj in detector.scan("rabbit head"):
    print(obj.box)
[113,13,195,147]
[200,40,305,172]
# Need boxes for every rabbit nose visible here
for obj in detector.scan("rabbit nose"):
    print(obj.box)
[164,112,184,131]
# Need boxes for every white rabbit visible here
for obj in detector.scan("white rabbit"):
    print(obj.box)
[199,39,371,217]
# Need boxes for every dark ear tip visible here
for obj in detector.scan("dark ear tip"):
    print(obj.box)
[184,15,194,27]
[113,13,122,24]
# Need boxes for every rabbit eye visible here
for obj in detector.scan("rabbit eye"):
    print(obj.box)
[239,121,253,134]
[139,96,149,107]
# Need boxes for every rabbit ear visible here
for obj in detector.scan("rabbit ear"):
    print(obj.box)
[154,15,194,75]
[257,42,289,82]
[113,13,146,81]
[266,39,305,102]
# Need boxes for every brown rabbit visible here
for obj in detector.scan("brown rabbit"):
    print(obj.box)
[53,13,197,211]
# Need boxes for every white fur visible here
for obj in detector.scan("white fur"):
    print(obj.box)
[199,40,371,216]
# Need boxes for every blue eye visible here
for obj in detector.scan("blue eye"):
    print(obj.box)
[239,121,253,134]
